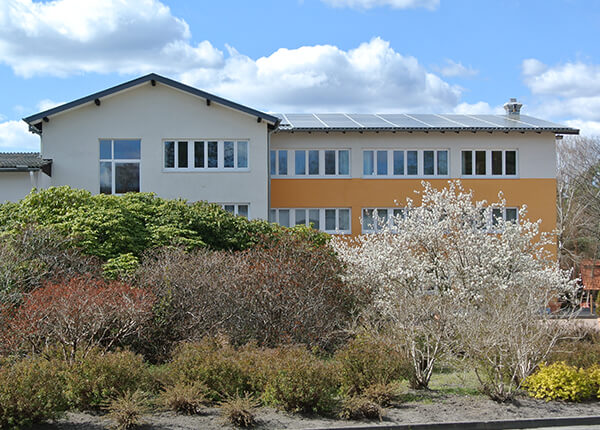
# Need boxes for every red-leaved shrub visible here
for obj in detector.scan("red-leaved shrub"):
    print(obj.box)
[0,276,155,361]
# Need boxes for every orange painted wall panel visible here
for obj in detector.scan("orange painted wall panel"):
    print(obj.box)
[271,178,557,239]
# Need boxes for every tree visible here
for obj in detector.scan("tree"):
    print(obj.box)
[333,181,576,399]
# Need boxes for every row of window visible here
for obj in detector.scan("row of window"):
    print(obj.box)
[164,140,248,170]
[269,208,352,234]
[271,149,517,177]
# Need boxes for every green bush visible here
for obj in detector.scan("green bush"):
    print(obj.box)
[339,395,384,421]
[165,339,261,401]
[262,347,340,415]
[0,356,68,428]
[548,338,600,369]
[63,349,151,410]
[523,362,595,402]
[0,187,330,260]
[103,253,140,280]
[334,334,408,396]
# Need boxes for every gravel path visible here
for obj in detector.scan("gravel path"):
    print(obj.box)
[39,394,600,430]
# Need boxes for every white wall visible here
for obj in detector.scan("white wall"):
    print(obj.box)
[270,131,557,179]
[40,83,270,219]
[0,171,45,203]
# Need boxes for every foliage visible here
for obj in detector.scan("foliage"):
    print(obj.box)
[334,333,408,395]
[136,233,358,361]
[339,396,384,421]
[0,186,329,260]
[63,349,151,410]
[523,362,595,402]
[262,346,340,415]
[333,181,577,400]
[0,225,99,305]
[0,356,68,429]
[103,390,150,430]
[361,382,404,407]
[103,253,139,281]
[0,276,155,361]
[159,382,209,415]
[219,392,260,428]
[548,337,600,369]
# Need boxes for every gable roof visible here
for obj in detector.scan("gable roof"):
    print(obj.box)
[274,113,579,134]
[0,152,52,175]
[23,73,281,131]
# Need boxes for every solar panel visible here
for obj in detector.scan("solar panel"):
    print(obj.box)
[473,115,536,129]
[315,114,360,128]
[517,115,568,129]
[437,115,492,128]
[284,113,325,128]
[409,114,459,127]
[377,114,430,128]
[346,114,394,127]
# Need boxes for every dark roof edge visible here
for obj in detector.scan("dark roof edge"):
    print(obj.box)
[275,127,580,134]
[22,73,280,126]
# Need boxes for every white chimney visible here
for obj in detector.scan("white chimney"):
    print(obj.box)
[503,98,522,115]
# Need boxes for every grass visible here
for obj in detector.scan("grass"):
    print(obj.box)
[428,369,482,396]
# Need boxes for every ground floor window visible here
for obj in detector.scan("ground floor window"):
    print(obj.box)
[220,203,249,218]
[269,208,351,234]
[99,139,141,194]
[361,207,406,233]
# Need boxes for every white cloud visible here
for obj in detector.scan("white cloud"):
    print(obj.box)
[36,99,63,112]
[437,59,478,78]
[0,0,223,78]
[0,120,40,152]
[321,0,439,10]
[521,59,600,126]
[564,119,600,137]
[453,101,502,115]
[181,38,461,113]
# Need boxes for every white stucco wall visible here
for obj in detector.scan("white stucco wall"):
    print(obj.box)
[40,83,270,219]
[0,171,46,203]
[270,131,557,179]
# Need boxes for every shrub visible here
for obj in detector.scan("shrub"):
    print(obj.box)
[159,382,209,414]
[339,396,384,421]
[334,334,408,396]
[103,390,150,430]
[361,382,404,407]
[1,276,155,361]
[548,338,600,369]
[586,365,600,399]
[220,393,260,428]
[166,339,259,401]
[0,356,68,428]
[262,347,340,415]
[523,362,595,402]
[103,253,139,281]
[63,349,151,410]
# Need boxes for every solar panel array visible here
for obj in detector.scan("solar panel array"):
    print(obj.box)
[274,113,577,134]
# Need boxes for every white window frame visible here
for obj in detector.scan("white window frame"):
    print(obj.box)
[488,207,519,232]
[270,149,351,178]
[460,149,518,178]
[99,138,141,195]
[362,149,449,178]
[163,139,249,172]
[270,208,352,234]
[361,207,406,233]
[219,203,250,218]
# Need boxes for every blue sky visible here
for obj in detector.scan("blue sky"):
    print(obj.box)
[1,0,599,152]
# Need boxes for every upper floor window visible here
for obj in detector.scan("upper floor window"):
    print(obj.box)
[164,140,248,170]
[363,149,448,177]
[270,149,350,177]
[269,208,351,234]
[461,150,517,177]
[100,139,140,194]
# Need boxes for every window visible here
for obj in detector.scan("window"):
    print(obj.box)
[461,150,517,176]
[164,140,249,170]
[491,207,519,229]
[363,149,448,177]
[270,208,351,234]
[362,207,406,233]
[100,139,140,194]
[273,149,350,177]
[221,203,249,218]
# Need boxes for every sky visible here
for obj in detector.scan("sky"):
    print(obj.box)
[1,0,599,152]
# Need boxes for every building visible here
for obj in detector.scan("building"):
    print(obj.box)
[3,73,579,238]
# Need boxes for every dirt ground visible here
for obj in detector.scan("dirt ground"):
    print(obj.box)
[40,393,600,430]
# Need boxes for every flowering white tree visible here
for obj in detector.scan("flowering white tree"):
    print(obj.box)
[333,181,577,399]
